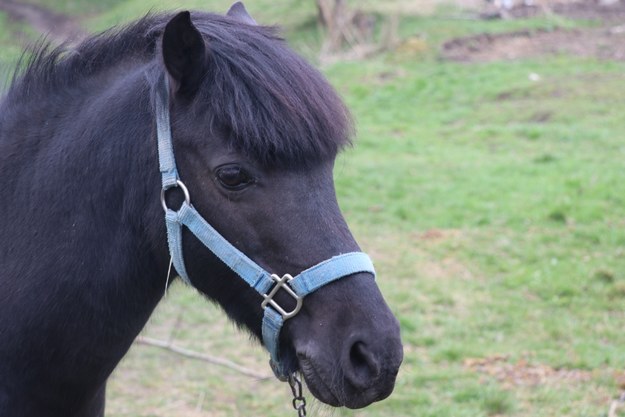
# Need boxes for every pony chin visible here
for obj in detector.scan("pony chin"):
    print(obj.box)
[298,356,342,407]
[290,335,402,408]
[296,352,398,409]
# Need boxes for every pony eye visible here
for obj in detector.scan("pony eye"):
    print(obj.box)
[215,165,255,190]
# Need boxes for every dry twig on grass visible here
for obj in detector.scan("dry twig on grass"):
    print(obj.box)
[135,336,272,380]
[608,392,625,417]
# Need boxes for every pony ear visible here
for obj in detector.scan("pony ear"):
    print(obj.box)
[162,11,206,97]
[226,2,257,25]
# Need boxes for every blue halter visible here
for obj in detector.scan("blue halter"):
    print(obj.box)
[154,74,376,379]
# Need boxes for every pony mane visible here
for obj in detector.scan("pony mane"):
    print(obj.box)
[5,12,353,168]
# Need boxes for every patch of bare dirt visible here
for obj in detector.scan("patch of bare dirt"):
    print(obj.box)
[0,0,86,45]
[442,27,625,62]
[422,257,475,281]
[551,0,625,24]
[442,1,625,62]
[464,355,593,388]
[418,228,464,241]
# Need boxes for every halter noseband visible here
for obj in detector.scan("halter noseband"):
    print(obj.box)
[154,74,375,379]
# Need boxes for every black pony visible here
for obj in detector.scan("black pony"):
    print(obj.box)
[0,3,403,416]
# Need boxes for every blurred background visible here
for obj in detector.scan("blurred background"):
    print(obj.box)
[1,0,624,416]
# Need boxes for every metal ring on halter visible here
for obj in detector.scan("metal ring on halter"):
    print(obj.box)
[262,274,303,320]
[160,180,191,212]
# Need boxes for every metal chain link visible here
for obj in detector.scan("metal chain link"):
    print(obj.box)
[288,373,307,417]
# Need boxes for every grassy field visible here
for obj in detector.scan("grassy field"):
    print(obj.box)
[1,1,625,416]
[0,11,25,87]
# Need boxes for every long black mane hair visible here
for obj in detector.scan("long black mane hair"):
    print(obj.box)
[2,13,353,168]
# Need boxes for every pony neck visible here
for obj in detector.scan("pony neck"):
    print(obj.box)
[0,64,170,411]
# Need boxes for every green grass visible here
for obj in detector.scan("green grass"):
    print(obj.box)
[2,1,625,416]
[325,49,625,415]
[0,11,25,88]
[25,0,129,16]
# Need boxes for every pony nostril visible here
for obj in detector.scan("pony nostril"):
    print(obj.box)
[350,342,368,368]
[346,341,380,387]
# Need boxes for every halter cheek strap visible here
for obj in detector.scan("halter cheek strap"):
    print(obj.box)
[154,74,375,379]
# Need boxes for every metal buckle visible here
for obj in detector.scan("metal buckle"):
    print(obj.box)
[160,180,191,212]
[262,274,303,320]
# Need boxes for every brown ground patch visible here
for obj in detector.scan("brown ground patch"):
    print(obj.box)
[0,0,86,45]
[418,228,464,241]
[442,28,625,62]
[490,1,625,23]
[464,355,593,388]
[442,1,625,62]
[549,0,625,24]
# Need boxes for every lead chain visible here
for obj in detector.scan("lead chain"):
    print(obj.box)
[288,373,307,417]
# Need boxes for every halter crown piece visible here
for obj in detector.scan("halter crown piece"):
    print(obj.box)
[154,74,376,379]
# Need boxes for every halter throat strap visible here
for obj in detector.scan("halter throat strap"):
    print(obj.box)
[154,74,375,379]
